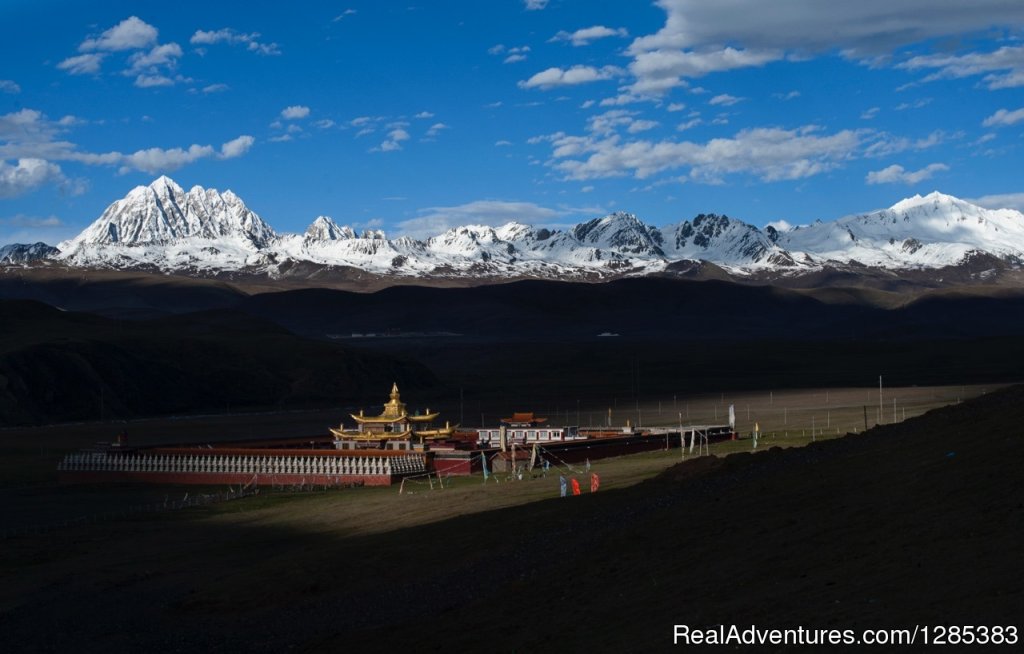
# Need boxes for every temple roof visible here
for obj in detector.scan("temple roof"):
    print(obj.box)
[350,383,439,424]
[501,412,547,425]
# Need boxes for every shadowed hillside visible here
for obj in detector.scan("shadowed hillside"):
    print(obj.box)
[6,275,1024,422]
[0,300,436,425]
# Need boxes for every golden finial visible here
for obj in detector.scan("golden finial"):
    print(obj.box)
[390,382,400,400]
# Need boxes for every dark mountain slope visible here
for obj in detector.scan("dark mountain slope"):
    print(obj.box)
[0,300,436,425]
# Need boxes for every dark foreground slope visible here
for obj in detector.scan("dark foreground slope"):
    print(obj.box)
[0,300,435,425]
[2,386,1021,652]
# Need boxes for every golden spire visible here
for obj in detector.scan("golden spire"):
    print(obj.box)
[390,382,400,401]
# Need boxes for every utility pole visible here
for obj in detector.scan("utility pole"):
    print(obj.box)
[679,412,684,461]
[879,375,883,426]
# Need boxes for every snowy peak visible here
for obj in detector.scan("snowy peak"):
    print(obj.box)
[569,212,664,256]
[305,216,356,242]
[776,191,1024,268]
[0,242,59,264]
[59,176,276,252]
[888,191,969,215]
[662,213,779,265]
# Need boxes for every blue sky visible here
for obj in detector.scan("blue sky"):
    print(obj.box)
[2,0,1024,245]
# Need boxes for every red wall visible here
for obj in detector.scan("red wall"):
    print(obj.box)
[58,471,394,487]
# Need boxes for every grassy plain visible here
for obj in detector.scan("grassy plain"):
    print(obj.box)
[1,382,1021,652]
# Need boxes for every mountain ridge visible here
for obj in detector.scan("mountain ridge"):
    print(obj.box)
[5,177,1023,283]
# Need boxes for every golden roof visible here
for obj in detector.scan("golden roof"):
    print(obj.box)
[348,383,443,425]
[330,426,412,441]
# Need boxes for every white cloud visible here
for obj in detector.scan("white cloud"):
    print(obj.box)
[314,119,336,129]
[398,199,564,237]
[628,119,659,133]
[414,111,435,119]
[127,42,182,73]
[537,124,864,182]
[134,74,175,88]
[491,45,530,63]
[588,109,638,135]
[667,103,686,112]
[599,93,648,107]
[550,26,629,47]
[967,192,1024,211]
[865,162,948,185]
[375,128,411,152]
[0,80,20,94]
[281,105,311,120]
[495,140,513,147]
[524,0,549,10]
[333,9,357,21]
[676,118,702,131]
[630,1,1024,57]
[861,107,880,120]
[110,134,253,173]
[0,159,66,198]
[202,83,229,93]
[899,45,1024,90]
[116,144,214,174]
[190,28,280,56]
[894,98,932,111]
[621,1,1024,99]
[57,53,105,75]
[425,123,448,138]
[519,65,623,90]
[709,93,742,106]
[220,135,255,159]
[0,108,251,177]
[627,47,780,96]
[80,16,158,52]
[59,17,188,84]
[0,109,81,161]
[0,214,63,228]
[765,219,794,232]
[862,129,951,158]
[982,107,1024,127]
[774,90,801,100]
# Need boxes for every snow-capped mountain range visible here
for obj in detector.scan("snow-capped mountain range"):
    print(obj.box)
[0,242,59,265]
[23,176,1024,279]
